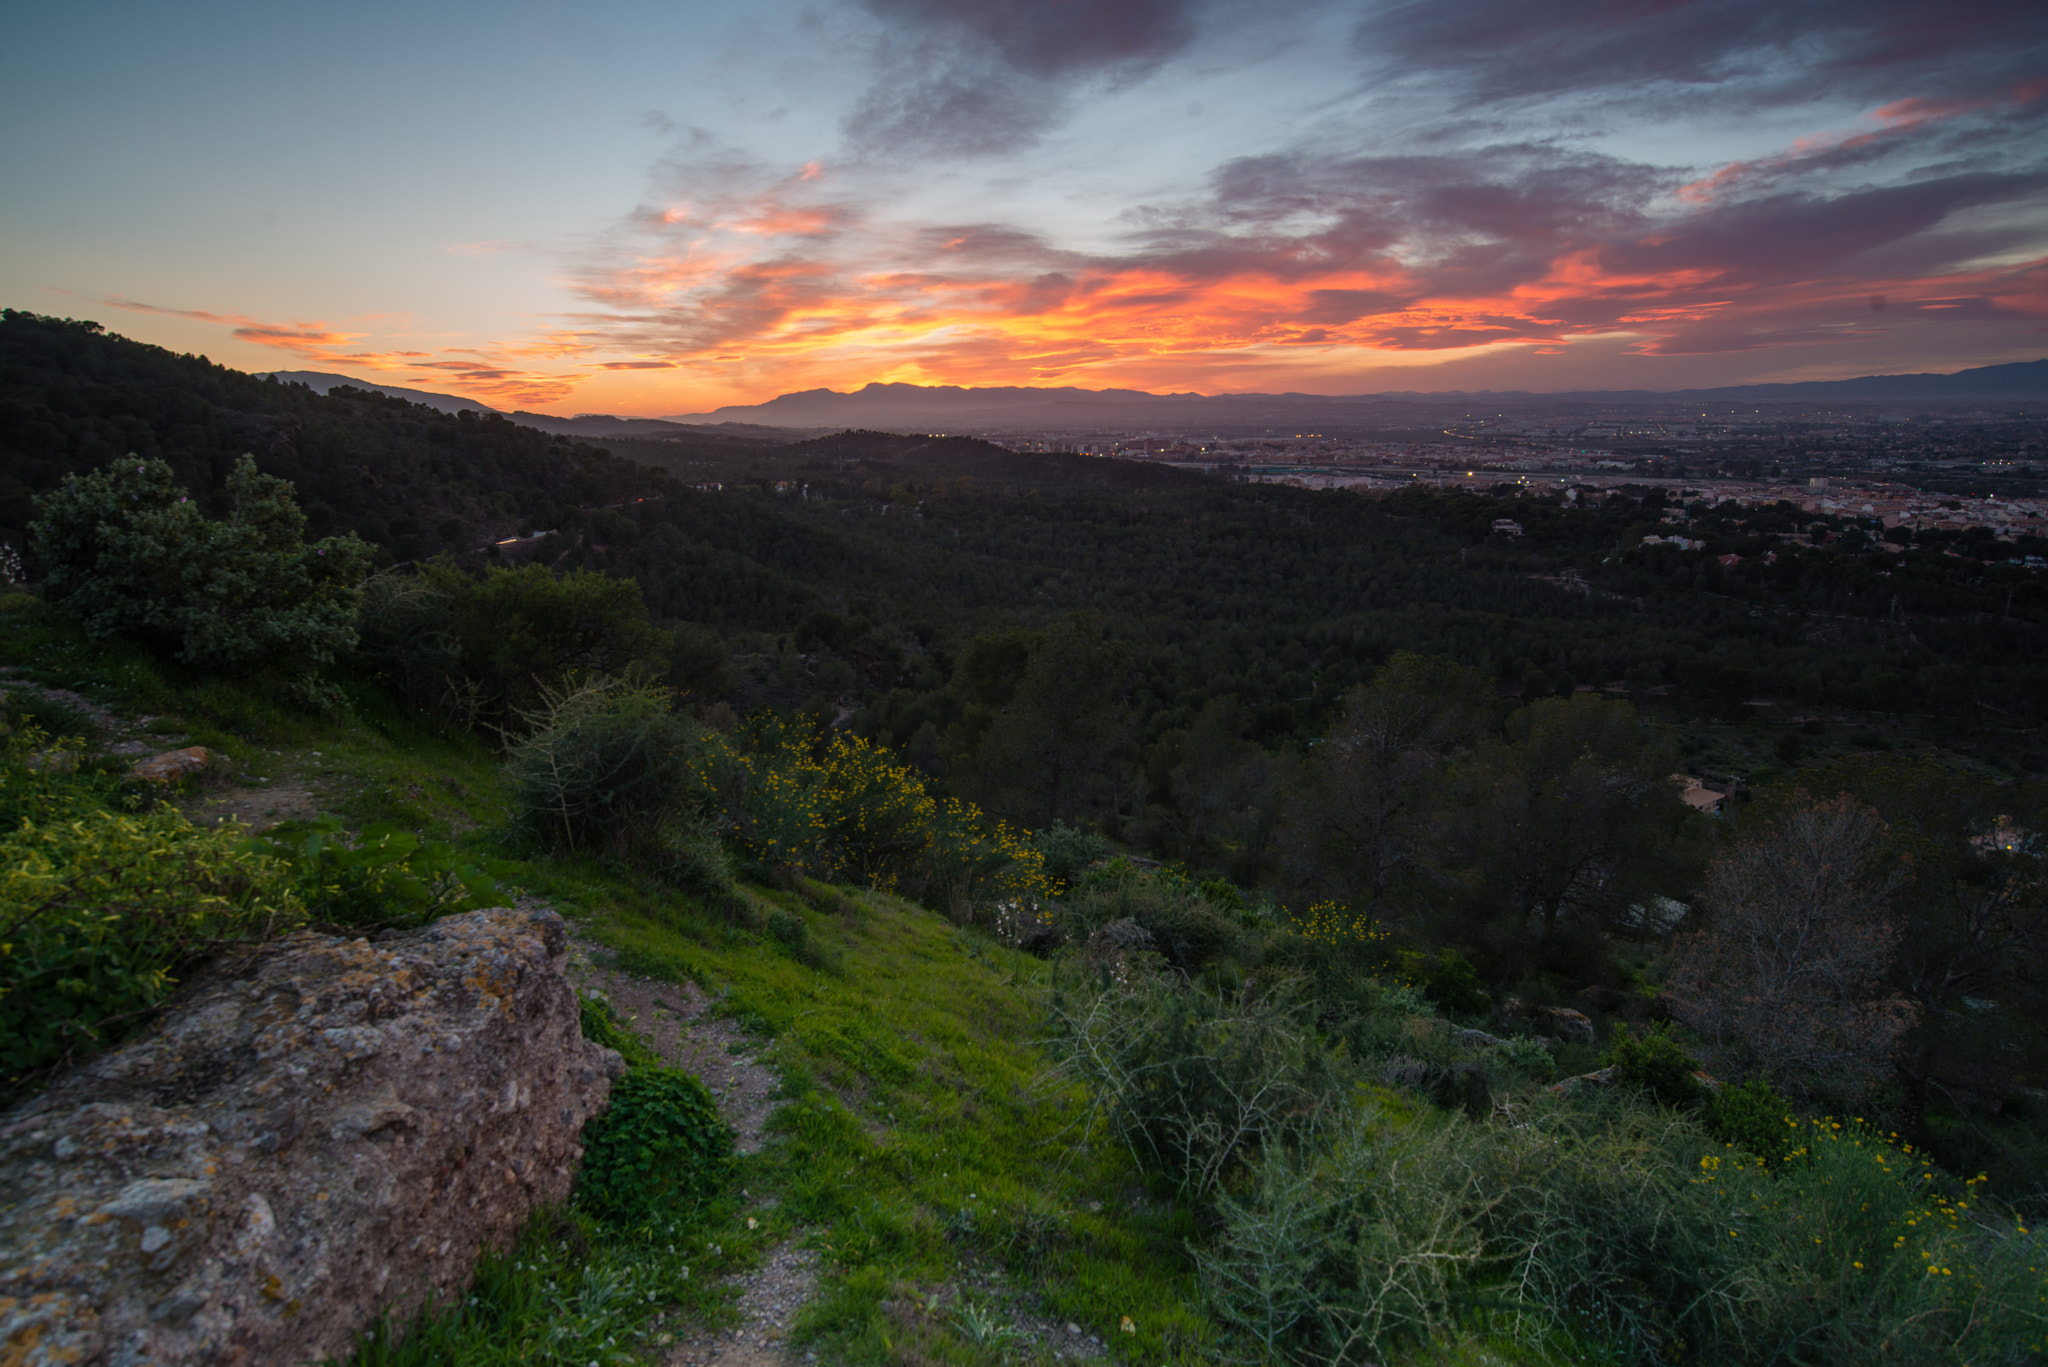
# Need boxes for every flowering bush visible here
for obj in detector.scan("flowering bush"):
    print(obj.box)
[699,722,1047,921]
[925,798,1049,928]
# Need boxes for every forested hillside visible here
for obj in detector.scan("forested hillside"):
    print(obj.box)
[5,309,2047,1365]
[0,310,669,559]
[9,310,2044,765]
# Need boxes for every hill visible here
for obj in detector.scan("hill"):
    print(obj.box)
[1,311,667,562]
[6,310,2046,780]
[261,369,503,415]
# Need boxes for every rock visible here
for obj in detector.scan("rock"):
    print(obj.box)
[1501,998,1597,1045]
[1452,1027,1508,1049]
[1549,1064,1620,1094]
[129,746,213,783]
[0,906,621,1366]
[1549,1065,1724,1096]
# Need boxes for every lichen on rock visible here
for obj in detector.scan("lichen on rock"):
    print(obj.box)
[0,906,620,1366]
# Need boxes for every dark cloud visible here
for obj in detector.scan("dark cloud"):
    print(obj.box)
[1300,288,1413,324]
[858,0,1199,78]
[1606,173,2048,286]
[845,0,1202,159]
[1352,0,2048,107]
[1147,143,1662,297]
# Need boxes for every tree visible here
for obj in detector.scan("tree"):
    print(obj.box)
[974,614,1134,827]
[1462,694,1686,952]
[32,454,372,675]
[1148,696,1275,868]
[1789,756,2048,1130]
[1667,793,1918,1103]
[1283,653,1490,913]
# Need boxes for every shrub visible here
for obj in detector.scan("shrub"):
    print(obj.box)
[1704,1073,1797,1164]
[1199,1101,1489,1358]
[349,569,464,715]
[456,564,670,722]
[645,818,738,904]
[32,454,373,674]
[575,1067,734,1227]
[1419,947,1489,1016]
[506,679,704,858]
[698,722,1047,920]
[1604,1023,1709,1110]
[1063,861,1244,972]
[922,797,1048,927]
[354,561,685,729]
[1048,973,1339,1197]
[1033,821,1107,892]
[1,807,303,1090]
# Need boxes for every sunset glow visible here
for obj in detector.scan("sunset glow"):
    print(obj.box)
[5,1,2044,414]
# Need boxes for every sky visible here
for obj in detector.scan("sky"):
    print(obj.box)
[3,0,2045,415]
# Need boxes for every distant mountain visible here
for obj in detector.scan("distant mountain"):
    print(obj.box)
[262,371,502,416]
[1659,358,2048,403]
[501,412,803,443]
[654,362,2048,431]
[661,381,1218,431]
[271,358,2048,439]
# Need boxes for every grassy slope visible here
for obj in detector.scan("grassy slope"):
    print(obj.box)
[0,597,1246,1365]
[13,598,2038,1367]
[534,859,1226,1366]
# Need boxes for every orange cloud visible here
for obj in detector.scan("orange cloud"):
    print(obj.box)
[101,296,585,407]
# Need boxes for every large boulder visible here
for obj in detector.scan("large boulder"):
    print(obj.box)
[0,906,620,1366]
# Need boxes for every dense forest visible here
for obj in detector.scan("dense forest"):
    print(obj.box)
[6,308,2046,1215]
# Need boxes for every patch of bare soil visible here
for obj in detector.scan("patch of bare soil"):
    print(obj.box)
[181,779,324,831]
[554,918,816,1367]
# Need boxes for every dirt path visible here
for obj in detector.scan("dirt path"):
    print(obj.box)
[180,776,325,831]
[557,921,818,1367]
[0,668,328,831]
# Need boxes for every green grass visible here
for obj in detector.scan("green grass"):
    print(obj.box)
[523,855,1224,1366]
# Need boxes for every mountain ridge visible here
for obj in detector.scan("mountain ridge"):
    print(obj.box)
[656,359,2048,429]
[273,359,2048,437]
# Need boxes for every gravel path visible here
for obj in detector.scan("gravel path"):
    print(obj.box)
[661,1241,820,1367]
[558,927,781,1153]
[558,922,817,1366]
